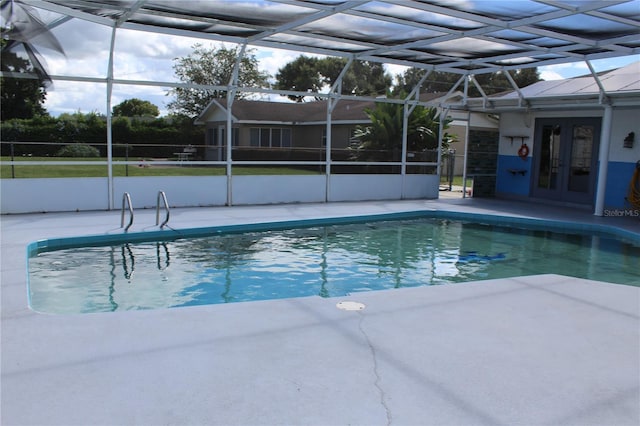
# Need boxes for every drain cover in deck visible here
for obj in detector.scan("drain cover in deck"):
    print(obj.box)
[336,301,365,311]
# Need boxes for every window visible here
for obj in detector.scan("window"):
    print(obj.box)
[250,128,259,147]
[250,128,292,147]
[212,127,239,146]
[260,128,270,147]
[282,129,291,147]
[272,129,281,147]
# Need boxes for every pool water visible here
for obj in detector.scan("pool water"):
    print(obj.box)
[28,218,640,314]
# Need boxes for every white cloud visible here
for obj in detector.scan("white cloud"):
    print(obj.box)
[385,64,409,80]
[46,81,107,115]
[539,56,640,81]
[538,62,589,81]
[539,70,564,81]
[115,29,196,61]
[37,14,640,116]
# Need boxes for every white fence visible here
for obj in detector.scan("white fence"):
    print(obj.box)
[1,174,440,214]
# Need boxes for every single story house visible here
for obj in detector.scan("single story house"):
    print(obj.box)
[465,61,639,212]
[194,93,498,165]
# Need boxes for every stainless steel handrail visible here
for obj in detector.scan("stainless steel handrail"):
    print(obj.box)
[156,191,170,228]
[120,192,134,231]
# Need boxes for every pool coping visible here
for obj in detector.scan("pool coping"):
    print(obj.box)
[28,208,640,255]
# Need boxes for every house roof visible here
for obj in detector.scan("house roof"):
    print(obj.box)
[196,92,450,125]
[497,60,640,99]
[466,60,640,110]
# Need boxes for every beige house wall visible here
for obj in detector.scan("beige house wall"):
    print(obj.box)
[204,122,359,149]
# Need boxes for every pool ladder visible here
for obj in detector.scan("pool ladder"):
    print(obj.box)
[156,191,170,228]
[120,191,171,231]
[121,192,134,231]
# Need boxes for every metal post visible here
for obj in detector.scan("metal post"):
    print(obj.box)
[106,26,117,209]
[594,104,612,216]
[324,58,352,202]
[325,100,333,202]
[225,44,247,206]
[436,107,449,191]
[401,103,409,177]
[10,142,15,178]
[448,148,456,191]
[462,111,471,198]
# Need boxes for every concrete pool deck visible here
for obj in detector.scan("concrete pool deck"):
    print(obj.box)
[1,198,639,425]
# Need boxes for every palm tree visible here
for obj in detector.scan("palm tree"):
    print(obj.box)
[352,98,453,161]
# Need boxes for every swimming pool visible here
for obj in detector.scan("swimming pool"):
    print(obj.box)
[27,211,640,314]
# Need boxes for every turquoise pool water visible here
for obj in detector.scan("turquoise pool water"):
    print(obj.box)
[28,217,640,314]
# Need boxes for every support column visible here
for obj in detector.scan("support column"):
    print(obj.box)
[325,57,353,202]
[401,103,409,176]
[462,110,471,198]
[226,44,247,206]
[106,26,117,210]
[325,103,332,202]
[594,104,612,216]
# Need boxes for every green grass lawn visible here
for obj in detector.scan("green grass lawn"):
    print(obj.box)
[1,157,455,179]
[440,175,473,187]
[0,157,322,178]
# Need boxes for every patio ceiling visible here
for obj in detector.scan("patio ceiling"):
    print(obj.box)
[15,0,640,75]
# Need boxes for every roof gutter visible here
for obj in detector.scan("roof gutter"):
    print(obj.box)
[460,92,640,112]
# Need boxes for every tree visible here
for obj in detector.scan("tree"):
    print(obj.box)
[1,48,48,119]
[320,58,392,97]
[394,67,542,96]
[113,98,159,117]
[275,56,392,102]
[167,44,271,117]
[274,56,324,102]
[394,69,459,95]
[352,93,453,161]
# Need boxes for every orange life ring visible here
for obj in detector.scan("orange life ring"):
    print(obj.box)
[518,143,529,160]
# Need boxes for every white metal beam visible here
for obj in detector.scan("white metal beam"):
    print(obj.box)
[594,105,613,216]
[585,59,609,104]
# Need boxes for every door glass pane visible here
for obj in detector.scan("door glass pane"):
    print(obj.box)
[568,125,593,193]
[537,125,561,190]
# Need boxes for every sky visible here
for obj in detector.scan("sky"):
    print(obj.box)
[28,17,640,117]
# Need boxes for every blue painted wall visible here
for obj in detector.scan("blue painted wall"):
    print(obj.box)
[496,155,531,196]
[497,156,638,208]
[604,161,638,208]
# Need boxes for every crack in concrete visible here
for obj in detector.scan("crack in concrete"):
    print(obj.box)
[358,312,392,426]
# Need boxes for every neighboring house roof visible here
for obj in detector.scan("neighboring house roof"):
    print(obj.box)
[195,92,454,125]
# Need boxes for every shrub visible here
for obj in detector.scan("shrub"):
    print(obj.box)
[56,144,100,158]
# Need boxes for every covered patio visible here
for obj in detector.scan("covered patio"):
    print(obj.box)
[2,2,639,424]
